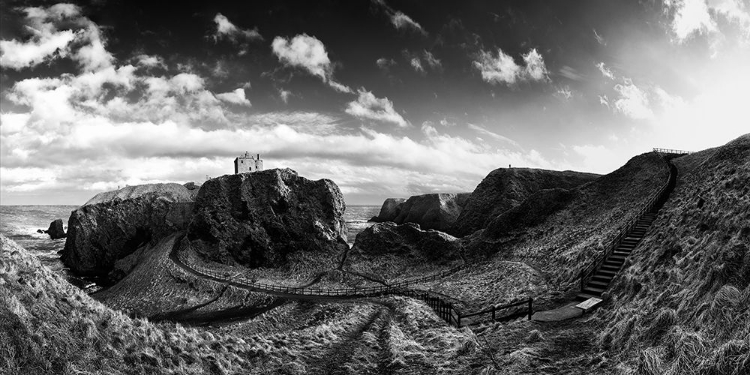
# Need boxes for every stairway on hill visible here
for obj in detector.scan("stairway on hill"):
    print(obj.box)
[576,212,658,301]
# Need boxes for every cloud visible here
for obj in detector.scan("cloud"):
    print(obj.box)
[613,78,654,120]
[467,123,521,148]
[664,0,750,45]
[473,47,549,85]
[376,57,396,70]
[572,144,621,174]
[555,87,573,100]
[279,88,292,104]
[135,54,166,69]
[595,62,615,80]
[409,57,424,73]
[599,95,611,109]
[216,88,251,106]
[271,34,352,93]
[593,29,606,45]
[213,13,263,43]
[559,65,584,81]
[345,88,408,127]
[371,0,427,35]
[403,50,442,74]
[0,4,113,71]
[390,12,427,34]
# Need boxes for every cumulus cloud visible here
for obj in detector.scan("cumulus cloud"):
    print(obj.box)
[345,88,408,127]
[271,34,351,93]
[213,13,263,43]
[595,62,615,80]
[613,78,654,120]
[135,54,166,69]
[409,57,424,73]
[473,47,549,85]
[0,4,113,71]
[403,50,442,74]
[216,88,251,106]
[664,0,750,45]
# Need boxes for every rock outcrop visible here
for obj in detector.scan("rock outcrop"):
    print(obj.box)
[350,222,461,262]
[451,168,599,237]
[46,219,66,239]
[369,198,407,222]
[187,168,348,268]
[370,193,471,232]
[61,183,196,278]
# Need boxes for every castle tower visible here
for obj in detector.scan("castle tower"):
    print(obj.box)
[234,152,264,174]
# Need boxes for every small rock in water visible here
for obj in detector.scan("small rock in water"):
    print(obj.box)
[46,219,67,239]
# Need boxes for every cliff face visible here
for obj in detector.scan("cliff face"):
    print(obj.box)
[61,183,196,278]
[350,222,462,262]
[187,168,348,268]
[371,193,471,232]
[371,198,407,222]
[451,168,599,237]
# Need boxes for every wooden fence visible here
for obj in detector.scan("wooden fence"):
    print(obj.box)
[653,148,692,155]
[175,248,532,327]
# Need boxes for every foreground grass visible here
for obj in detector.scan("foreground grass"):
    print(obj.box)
[1,234,478,374]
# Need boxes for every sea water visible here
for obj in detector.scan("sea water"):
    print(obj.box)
[0,204,381,288]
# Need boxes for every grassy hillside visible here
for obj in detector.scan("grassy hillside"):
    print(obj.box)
[1,234,481,374]
[594,135,750,374]
[414,152,667,311]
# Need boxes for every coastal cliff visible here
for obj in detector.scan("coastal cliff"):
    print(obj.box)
[370,193,471,232]
[451,168,599,236]
[60,183,196,279]
[187,168,348,268]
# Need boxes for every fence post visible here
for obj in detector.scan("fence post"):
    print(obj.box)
[492,306,495,321]
[528,298,533,320]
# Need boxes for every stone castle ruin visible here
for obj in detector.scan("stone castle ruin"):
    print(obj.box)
[234,152,264,174]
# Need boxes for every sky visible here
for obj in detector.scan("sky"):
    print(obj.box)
[1,0,748,205]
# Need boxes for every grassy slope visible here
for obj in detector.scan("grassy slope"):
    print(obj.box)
[467,135,750,375]
[594,135,750,374]
[419,152,666,311]
[1,234,479,374]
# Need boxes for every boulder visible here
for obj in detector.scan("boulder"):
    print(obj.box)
[392,193,471,232]
[370,198,407,222]
[451,168,599,236]
[187,168,348,268]
[46,219,66,239]
[350,222,461,262]
[61,183,195,278]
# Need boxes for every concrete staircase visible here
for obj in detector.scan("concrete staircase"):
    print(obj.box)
[576,213,658,301]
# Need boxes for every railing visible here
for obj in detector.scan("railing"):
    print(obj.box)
[578,154,678,291]
[455,298,534,328]
[175,244,532,327]
[653,148,692,155]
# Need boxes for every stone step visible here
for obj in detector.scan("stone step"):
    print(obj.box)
[601,264,621,272]
[575,292,600,302]
[604,259,624,267]
[592,275,613,283]
[596,269,617,277]
[612,250,631,256]
[582,286,605,295]
[588,280,609,289]
[609,255,627,262]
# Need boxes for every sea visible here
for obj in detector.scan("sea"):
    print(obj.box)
[0,204,380,289]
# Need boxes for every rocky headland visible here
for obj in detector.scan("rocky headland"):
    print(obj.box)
[186,168,348,269]
[369,192,471,232]
[61,183,197,281]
